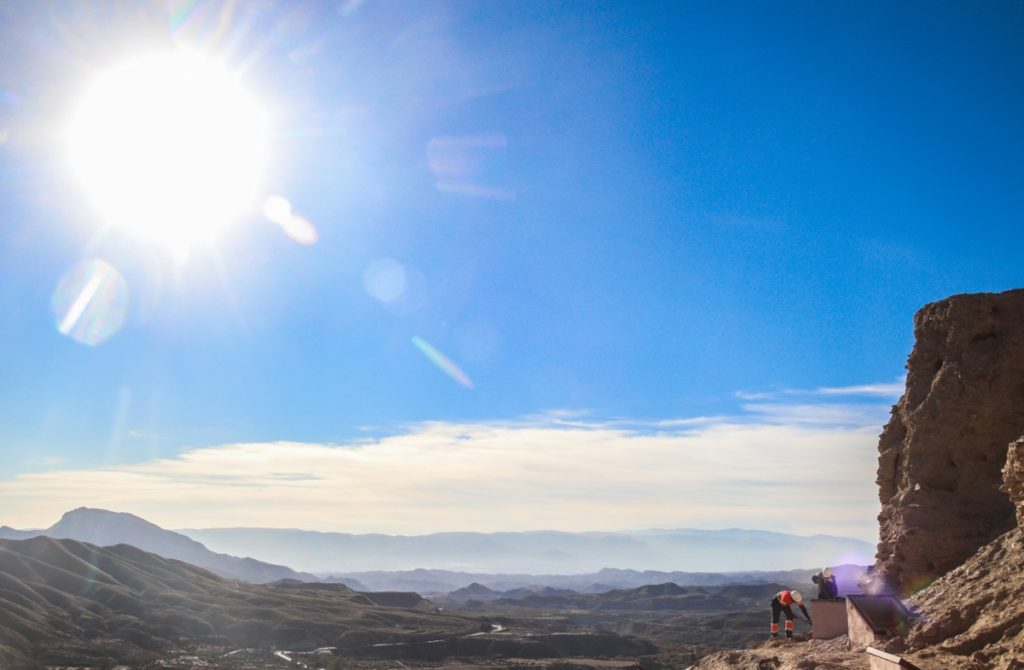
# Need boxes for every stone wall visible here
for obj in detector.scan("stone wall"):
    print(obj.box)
[874,289,1024,594]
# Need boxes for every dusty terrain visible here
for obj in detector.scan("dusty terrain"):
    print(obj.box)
[439,580,805,651]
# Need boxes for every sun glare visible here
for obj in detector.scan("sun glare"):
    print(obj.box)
[69,51,268,256]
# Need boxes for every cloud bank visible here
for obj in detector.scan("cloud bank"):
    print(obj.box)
[0,388,895,542]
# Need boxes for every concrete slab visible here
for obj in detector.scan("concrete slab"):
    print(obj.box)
[810,598,848,640]
[866,646,922,670]
[846,596,914,646]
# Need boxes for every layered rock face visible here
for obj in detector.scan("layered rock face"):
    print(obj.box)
[874,289,1024,594]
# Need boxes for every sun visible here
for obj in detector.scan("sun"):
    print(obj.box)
[68,51,268,257]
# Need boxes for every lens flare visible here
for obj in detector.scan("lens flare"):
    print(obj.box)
[363,258,407,303]
[412,336,474,389]
[263,195,318,245]
[427,134,514,201]
[52,259,128,346]
[280,214,318,245]
[262,195,292,224]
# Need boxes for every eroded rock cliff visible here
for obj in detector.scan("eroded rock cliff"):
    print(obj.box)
[875,289,1024,594]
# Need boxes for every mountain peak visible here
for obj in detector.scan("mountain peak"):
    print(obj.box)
[2,507,314,584]
[61,507,149,521]
[51,507,164,538]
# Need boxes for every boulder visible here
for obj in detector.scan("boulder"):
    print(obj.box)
[874,289,1024,594]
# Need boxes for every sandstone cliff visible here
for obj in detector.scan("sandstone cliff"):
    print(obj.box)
[874,289,1024,594]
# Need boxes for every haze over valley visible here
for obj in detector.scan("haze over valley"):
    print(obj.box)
[179,525,873,574]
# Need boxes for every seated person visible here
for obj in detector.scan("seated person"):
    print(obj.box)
[812,567,839,599]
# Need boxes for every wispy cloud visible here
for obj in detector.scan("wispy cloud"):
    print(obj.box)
[734,390,781,401]
[736,377,905,401]
[0,408,884,541]
[731,377,901,438]
[434,180,517,201]
[741,402,891,427]
[815,380,905,397]
[427,134,507,150]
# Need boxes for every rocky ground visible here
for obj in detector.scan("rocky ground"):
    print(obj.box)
[691,532,1024,669]
[903,528,1024,669]
[688,635,868,670]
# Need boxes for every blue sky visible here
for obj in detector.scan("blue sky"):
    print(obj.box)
[0,2,1021,537]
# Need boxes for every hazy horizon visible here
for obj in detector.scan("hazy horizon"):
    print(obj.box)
[4,503,877,541]
[2,505,876,574]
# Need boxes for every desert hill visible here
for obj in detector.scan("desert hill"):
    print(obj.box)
[0,536,657,669]
[0,535,476,668]
[449,581,502,602]
[449,581,789,613]
[0,507,316,584]
[442,580,802,652]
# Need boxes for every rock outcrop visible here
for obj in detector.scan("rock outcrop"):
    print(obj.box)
[1003,436,1024,528]
[874,289,1024,594]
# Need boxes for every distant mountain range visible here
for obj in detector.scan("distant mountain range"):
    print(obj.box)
[443,579,789,611]
[178,526,875,574]
[323,564,866,595]
[0,507,873,588]
[0,508,317,583]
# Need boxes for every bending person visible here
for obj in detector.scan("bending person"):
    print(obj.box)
[770,589,811,639]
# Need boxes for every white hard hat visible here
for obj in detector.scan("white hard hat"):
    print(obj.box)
[822,567,833,579]
[791,590,803,603]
